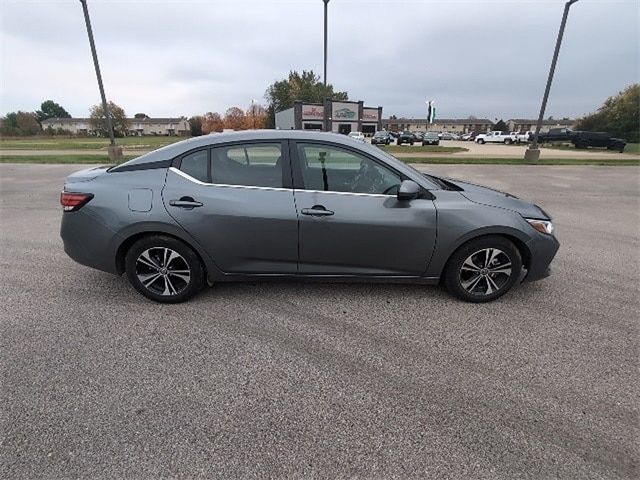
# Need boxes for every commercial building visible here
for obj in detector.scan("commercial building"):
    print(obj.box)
[275,100,382,136]
[382,118,494,134]
[41,117,190,136]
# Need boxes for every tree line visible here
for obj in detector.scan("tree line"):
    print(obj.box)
[2,75,635,142]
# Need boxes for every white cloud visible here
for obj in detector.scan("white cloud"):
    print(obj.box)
[1,0,638,119]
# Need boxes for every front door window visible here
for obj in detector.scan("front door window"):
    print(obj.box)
[296,143,402,195]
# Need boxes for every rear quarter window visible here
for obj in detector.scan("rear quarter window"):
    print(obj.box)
[180,150,209,182]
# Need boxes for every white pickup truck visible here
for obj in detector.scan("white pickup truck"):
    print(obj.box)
[475,131,517,144]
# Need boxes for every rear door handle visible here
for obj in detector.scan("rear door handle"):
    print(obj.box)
[169,197,203,208]
[301,205,334,217]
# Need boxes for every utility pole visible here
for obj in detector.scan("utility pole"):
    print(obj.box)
[323,0,329,86]
[79,0,122,161]
[251,99,256,129]
[525,0,580,163]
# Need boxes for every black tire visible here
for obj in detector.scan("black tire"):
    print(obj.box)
[478,139,485,144]
[575,140,588,149]
[505,138,512,145]
[610,142,625,153]
[125,235,204,303]
[410,141,414,145]
[435,141,440,146]
[443,236,522,303]
[397,139,402,145]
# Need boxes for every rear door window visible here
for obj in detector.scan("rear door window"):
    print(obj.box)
[211,143,283,188]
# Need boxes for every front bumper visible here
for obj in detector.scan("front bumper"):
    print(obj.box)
[523,232,560,282]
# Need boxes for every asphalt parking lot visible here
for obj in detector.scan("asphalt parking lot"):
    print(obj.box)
[1,163,638,479]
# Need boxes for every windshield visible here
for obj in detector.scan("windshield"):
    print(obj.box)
[374,132,386,137]
[426,132,438,138]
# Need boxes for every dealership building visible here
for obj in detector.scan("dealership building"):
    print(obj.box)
[275,100,383,135]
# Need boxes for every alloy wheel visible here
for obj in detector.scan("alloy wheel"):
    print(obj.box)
[135,247,191,296]
[459,248,513,296]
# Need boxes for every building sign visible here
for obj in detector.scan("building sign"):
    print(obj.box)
[362,108,379,122]
[332,102,358,120]
[302,105,324,120]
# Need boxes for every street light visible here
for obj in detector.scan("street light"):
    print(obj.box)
[79,0,121,161]
[525,0,580,163]
[323,0,329,86]
[251,99,256,129]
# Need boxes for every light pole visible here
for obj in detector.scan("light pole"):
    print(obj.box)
[525,0,580,163]
[323,0,329,86]
[251,99,256,129]
[79,0,121,161]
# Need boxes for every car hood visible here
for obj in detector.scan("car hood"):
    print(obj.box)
[444,178,549,219]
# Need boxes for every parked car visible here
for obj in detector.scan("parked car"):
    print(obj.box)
[371,131,392,145]
[422,132,440,146]
[439,132,459,140]
[516,131,533,143]
[396,131,416,145]
[475,131,517,144]
[413,132,424,142]
[461,133,473,141]
[348,131,365,142]
[60,130,559,303]
[536,128,626,152]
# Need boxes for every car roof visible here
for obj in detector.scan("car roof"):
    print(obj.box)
[113,129,440,189]
[117,130,370,167]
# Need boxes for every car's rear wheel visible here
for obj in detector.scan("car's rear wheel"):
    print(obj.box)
[478,139,485,144]
[444,236,522,303]
[125,235,204,303]
[505,139,512,145]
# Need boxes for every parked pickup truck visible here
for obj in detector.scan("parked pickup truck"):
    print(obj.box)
[536,128,627,152]
[515,131,533,143]
[475,131,517,144]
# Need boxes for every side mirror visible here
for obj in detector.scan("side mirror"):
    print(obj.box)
[397,180,421,201]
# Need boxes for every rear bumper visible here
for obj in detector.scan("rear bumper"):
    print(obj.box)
[60,210,121,275]
[523,232,560,282]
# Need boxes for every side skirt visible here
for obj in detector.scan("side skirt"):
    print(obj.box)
[208,273,440,286]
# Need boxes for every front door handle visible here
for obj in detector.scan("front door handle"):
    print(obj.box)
[169,196,203,208]
[301,205,334,217]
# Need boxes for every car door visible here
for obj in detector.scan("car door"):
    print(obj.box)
[290,141,437,276]
[162,141,299,274]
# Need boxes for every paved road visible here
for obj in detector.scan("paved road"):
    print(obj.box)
[385,140,635,159]
[1,164,638,479]
[1,140,636,159]
[0,148,145,157]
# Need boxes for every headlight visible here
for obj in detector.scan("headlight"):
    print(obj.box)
[525,218,554,235]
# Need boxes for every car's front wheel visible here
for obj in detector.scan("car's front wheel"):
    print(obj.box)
[125,235,204,303]
[444,236,522,302]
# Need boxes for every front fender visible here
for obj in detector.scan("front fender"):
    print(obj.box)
[426,192,533,278]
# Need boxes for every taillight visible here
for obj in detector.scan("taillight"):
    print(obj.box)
[60,192,94,212]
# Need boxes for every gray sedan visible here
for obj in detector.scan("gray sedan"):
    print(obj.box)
[60,130,559,303]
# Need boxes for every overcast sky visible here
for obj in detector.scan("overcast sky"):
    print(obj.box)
[1,0,638,121]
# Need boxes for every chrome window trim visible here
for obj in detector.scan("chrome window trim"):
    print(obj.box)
[170,167,394,198]
[295,188,392,198]
[169,167,291,192]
